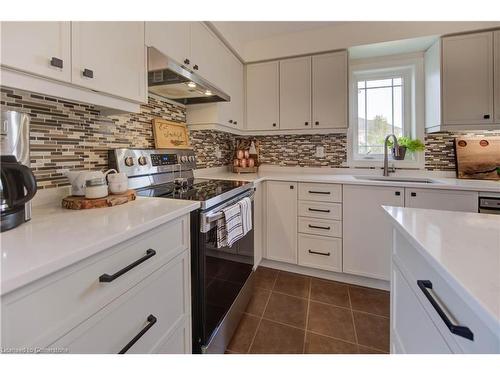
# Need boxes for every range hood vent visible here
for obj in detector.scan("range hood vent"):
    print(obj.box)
[147,47,230,105]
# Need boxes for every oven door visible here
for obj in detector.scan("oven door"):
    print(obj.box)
[191,189,255,353]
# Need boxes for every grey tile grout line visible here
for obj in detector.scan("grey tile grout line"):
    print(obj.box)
[347,287,360,353]
[302,278,313,354]
[246,269,280,353]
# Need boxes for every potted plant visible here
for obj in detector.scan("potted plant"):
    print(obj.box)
[386,136,425,160]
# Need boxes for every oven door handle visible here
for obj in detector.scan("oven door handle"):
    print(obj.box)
[204,193,254,224]
[200,190,254,231]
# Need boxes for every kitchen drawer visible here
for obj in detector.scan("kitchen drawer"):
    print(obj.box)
[391,263,452,354]
[298,200,342,220]
[298,234,342,272]
[52,250,191,353]
[393,230,500,353]
[298,183,342,203]
[298,217,342,238]
[1,215,189,349]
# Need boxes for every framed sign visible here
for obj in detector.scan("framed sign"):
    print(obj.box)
[152,119,191,149]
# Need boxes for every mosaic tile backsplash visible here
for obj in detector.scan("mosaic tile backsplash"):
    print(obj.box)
[0,87,233,188]
[1,86,499,189]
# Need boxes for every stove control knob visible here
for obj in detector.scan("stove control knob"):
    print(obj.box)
[189,156,195,162]
[138,156,148,166]
[124,156,134,166]
[180,155,188,163]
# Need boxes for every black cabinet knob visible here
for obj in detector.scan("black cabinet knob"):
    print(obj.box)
[272,123,277,127]
[315,121,319,126]
[234,121,237,125]
[228,119,233,124]
[305,121,309,126]
[290,185,294,189]
[82,68,93,78]
[395,191,401,196]
[411,192,417,197]
[483,114,490,119]
[184,58,190,65]
[193,64,199,70]
[50,57,63,69]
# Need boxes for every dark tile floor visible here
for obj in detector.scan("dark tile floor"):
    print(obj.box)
[226,267,390,354]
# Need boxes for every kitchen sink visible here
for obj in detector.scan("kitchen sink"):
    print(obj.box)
[354,176,438,184]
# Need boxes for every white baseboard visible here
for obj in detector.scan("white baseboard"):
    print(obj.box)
[259,258,390,291]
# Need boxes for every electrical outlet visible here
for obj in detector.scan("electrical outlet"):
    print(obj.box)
[215,146,222,159]
[315,146,325,158]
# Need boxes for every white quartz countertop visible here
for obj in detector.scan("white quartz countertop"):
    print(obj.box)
[0,197,200,295]
[383,206,500,332]
[195,167,500,193]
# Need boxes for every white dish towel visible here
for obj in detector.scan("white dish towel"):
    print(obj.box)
[216,197,252,248]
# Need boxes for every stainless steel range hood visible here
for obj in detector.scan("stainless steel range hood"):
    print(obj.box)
[148,47,230,105]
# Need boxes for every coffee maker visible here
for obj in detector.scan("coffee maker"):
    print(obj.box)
[1,111,37,232]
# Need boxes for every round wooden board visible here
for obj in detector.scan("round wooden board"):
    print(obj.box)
[62,190,136,210]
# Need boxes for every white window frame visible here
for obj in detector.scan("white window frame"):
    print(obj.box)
[347,53,425,169]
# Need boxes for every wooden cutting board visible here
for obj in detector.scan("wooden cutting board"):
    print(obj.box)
[455,137,500,180]
[62,190,136,210]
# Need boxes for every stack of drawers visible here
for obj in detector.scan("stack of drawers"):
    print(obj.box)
[297,182,343,272]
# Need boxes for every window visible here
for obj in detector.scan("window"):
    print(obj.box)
[348,56,424,168]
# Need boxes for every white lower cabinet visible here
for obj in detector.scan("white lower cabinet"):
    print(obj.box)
[265,181,298,264]
[343,185,404,281]
[404,188,478,212]
[1,215,192,354]
[298,234,342,272]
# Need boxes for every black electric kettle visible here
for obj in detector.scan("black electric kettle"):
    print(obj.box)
[0,155,37,232]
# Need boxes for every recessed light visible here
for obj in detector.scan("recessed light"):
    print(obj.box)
[204,90,212,96]
[187,81,196,88]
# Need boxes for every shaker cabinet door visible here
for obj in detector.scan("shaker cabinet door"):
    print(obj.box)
[71,22,146,103]
[442,32,494,125]
[1,21,71,82]
[145,22,191,67]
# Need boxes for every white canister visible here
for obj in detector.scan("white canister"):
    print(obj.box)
[106,171,128,194]
[85,177,108,199]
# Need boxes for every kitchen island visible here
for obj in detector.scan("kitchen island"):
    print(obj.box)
[383,206,500,353]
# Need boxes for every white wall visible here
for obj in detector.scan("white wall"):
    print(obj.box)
[238,22,500,62]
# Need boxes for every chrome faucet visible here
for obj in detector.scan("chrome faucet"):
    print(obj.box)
[383,134,400,177]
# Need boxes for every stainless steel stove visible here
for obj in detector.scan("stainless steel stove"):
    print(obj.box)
[109,148,255,354]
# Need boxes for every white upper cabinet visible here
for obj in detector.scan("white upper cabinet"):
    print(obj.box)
[246,61,280,130]
[425,29,500,132]
[442,31,494,126]
[495,30,500,123]
[0,22,71,82]
[71,22,146,103]
[145,22,191,67]
[279,57,312,130]
[312,51,348,129]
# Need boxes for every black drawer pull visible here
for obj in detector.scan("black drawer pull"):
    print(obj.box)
[395,191,401,196]
[308,208,331,213]
[99,249,156,283]
[483,114,490,119]
[82,68,94,78]
[411,192,416,197]
[308,249,330,256]
[308,224,331,230]
[118,314,157,354]
[50,57,63,68]
[308,190,331,195]
[315,121,319,126]
[417,280,473,341]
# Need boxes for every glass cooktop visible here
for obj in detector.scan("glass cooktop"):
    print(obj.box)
[136,179,252,209]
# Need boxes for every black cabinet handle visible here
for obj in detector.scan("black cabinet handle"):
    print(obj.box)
[228,119,233,124]
[234,121,237,125]
[99,249,156,282]
[118,314,158,354]
[272,123,277,127]
[395,191,401,196]
[411,192,416,197]
[483,114,490,119]
[308,224,331,230]
[193,64,199,70]
[184,58,190,65]
[308,208,331,213]
[315,121,319,126]
[308,190,331,195]
[417,280,473,341]
[305,121,309,126]
[50,57,63,68]
[82,68,94,78]
[308,249,330,256]
[290,185,294,189]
